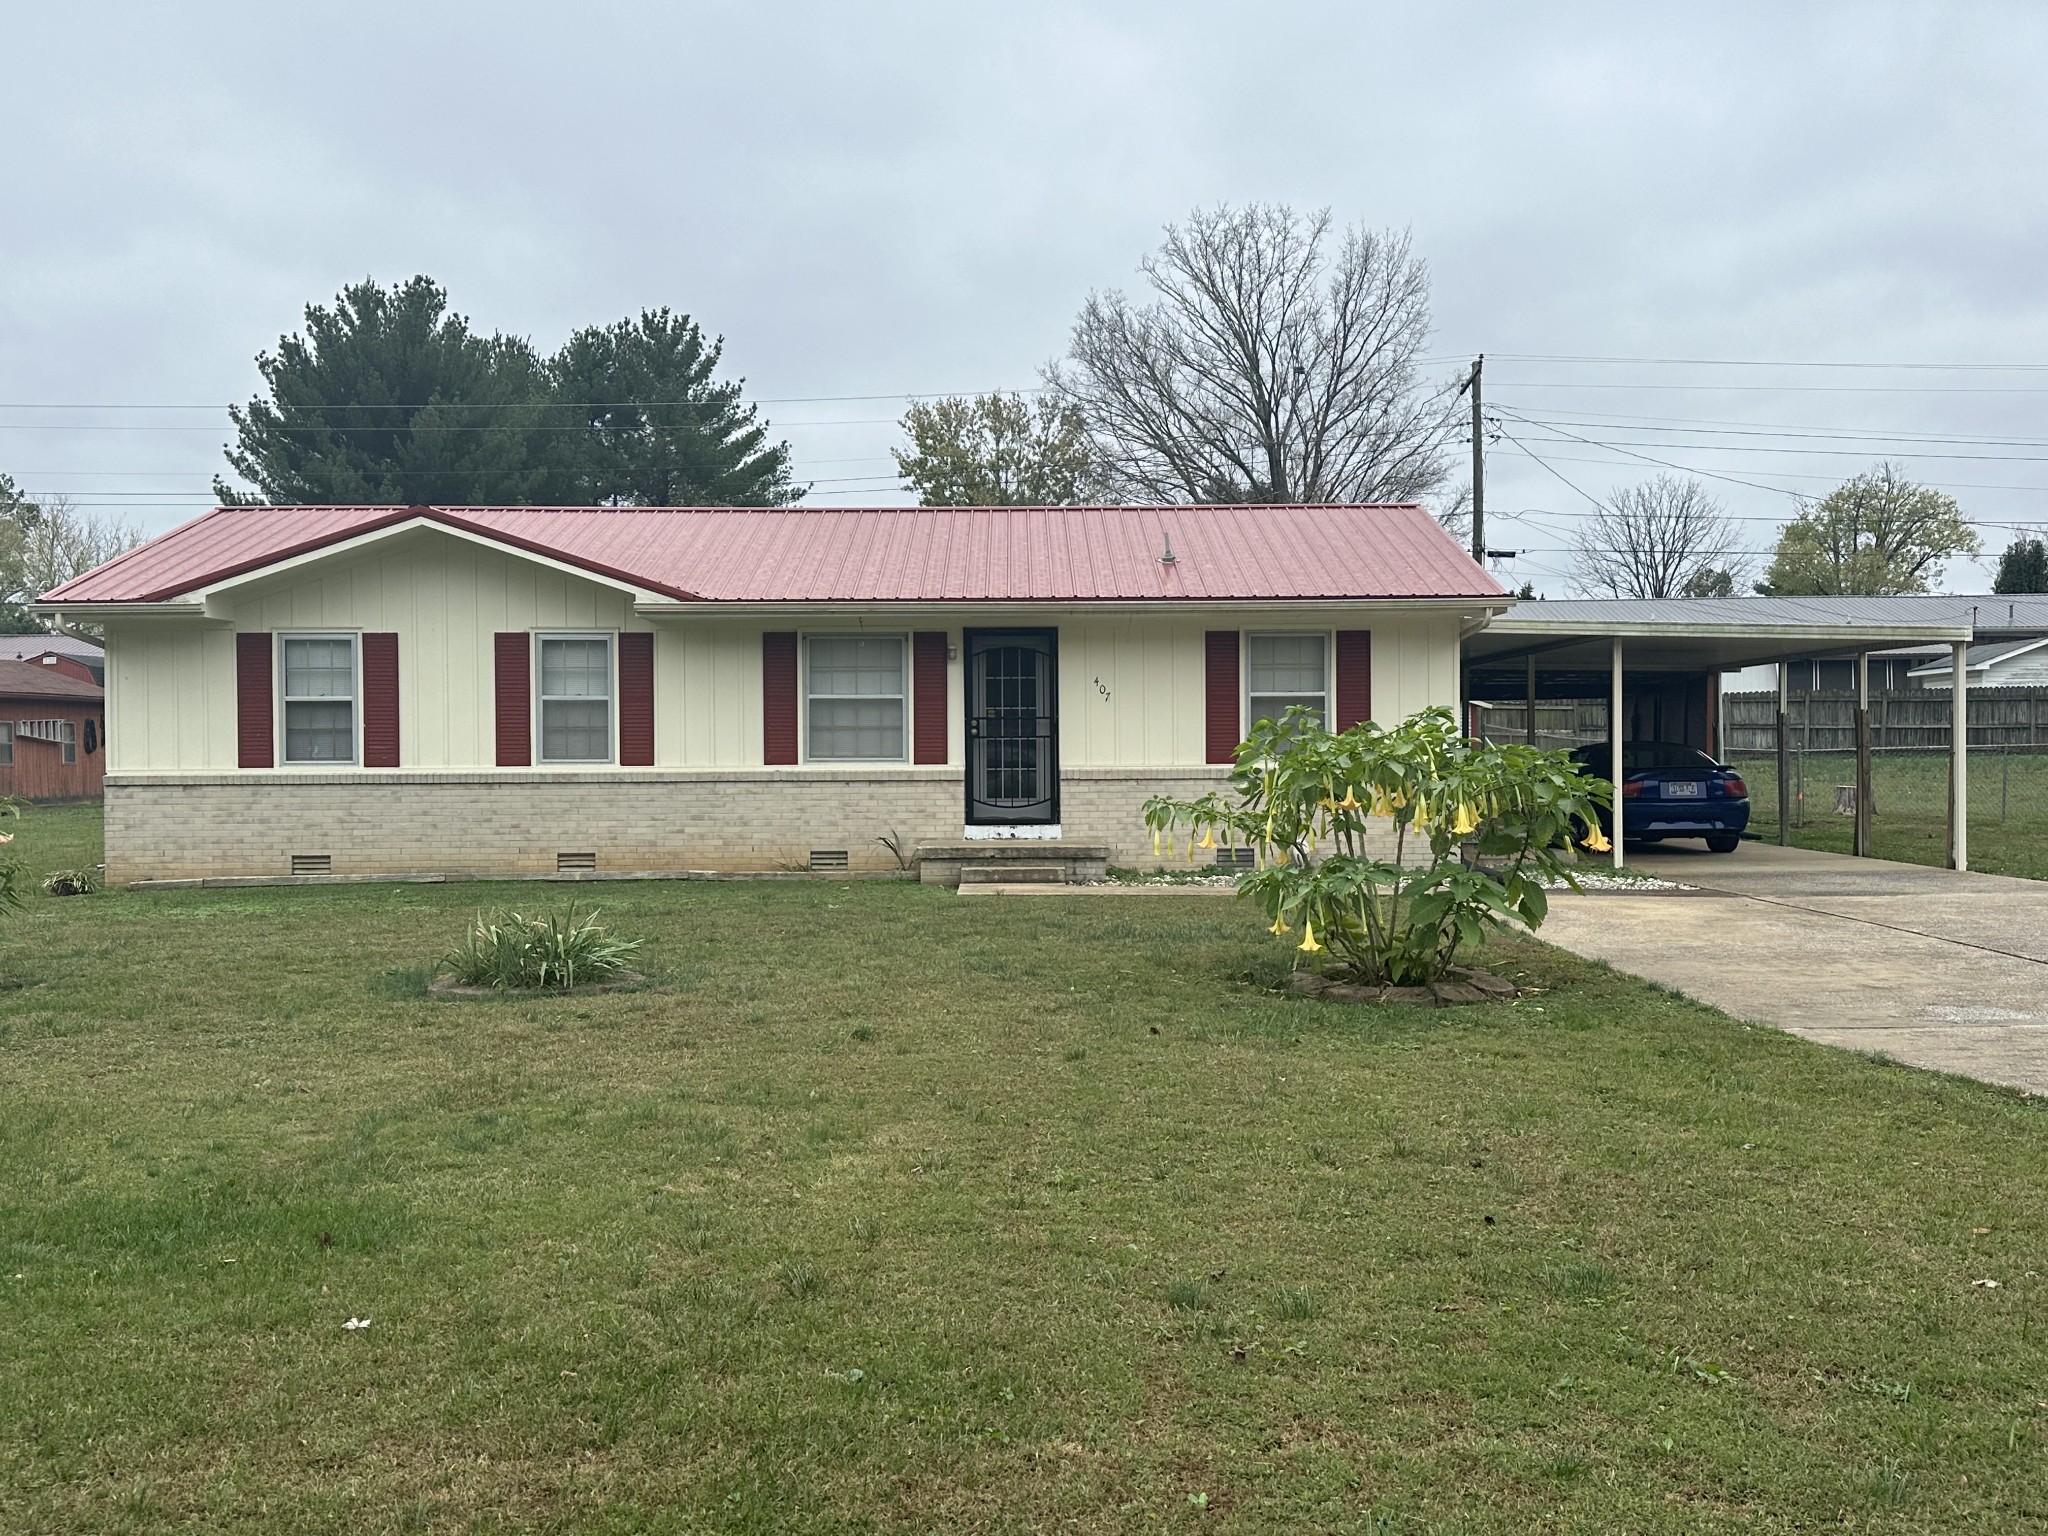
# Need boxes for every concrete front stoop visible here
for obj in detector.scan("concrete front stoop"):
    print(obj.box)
[913,842,1112,887]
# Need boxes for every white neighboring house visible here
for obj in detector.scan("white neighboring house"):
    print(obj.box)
[1907,637,2048,688]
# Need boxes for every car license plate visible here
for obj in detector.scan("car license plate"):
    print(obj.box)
[1664,781,1704,798]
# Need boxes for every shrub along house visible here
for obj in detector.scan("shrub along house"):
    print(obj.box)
[35,503,1505,885]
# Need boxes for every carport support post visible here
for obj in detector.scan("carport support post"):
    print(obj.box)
[1775,663,1790,847]
[1854,651,1872,858]
[1525,655,1537,746]
[1610,637,1625,871]
[1950,640,1969,871]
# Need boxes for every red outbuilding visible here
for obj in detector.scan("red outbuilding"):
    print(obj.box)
[0,657,105,801]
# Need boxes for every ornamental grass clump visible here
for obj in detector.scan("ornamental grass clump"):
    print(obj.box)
[1143,706,1612,987]
[440,903,641,991]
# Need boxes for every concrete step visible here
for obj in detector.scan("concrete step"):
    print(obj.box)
[914,841,1111,887]
[958,863,1067,885]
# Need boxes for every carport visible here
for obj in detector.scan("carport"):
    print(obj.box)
[1461,597,1983,870]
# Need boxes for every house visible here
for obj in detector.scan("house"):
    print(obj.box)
[1907,636,2048,688]
[3,632,104,685]
[35,502,1505,885]
[0,657,105,802]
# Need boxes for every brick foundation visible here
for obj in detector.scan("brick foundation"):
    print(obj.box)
[102,766,1247,884]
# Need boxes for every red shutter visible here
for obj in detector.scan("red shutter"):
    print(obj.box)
[618,631,655,766]
[235,631,273,769]
[494,632,531,767]
[912,631,948,765]
[361,632,400,767]
[1204,630,1240,764]
[1334,630,1372,732]
[762,632,799,765]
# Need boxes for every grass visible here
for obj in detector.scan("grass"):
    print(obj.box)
[3,801,2048,1531]
[1730,749,2048,878]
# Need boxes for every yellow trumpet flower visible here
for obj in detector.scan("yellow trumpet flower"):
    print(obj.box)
[1451,802,1480,836]
[1337,786,1361,810]
[1152,829,1163,858]
[1197,828,1216,850]
[1268,915,1292,935]
[1582,823,1612,853]
[1298,918,1323,954]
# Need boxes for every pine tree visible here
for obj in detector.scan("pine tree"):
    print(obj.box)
[548,310,799,506]
[1993,536,2048,594]
[218,277,558,506]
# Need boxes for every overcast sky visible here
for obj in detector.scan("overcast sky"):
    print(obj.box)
[6,1,2046,594]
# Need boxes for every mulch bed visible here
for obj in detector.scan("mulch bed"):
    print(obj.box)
[1289,964,1519,1008]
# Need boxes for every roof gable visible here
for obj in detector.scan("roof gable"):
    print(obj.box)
[41,503,1503,607]
[1907,635,2048,675]
[0,658,103,700]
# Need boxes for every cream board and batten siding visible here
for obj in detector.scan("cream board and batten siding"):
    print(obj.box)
[102,529,1463,777]
[1054,609,1461,766]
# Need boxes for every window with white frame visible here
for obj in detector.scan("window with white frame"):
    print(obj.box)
[0,722,11,766]
[281,635,357,763]
[59,720,76,764]
[538,635,613,763]
[1246,632,1329,731]
[806,635,906,761]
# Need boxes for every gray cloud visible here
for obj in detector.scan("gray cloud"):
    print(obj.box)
[5,1,2045,592]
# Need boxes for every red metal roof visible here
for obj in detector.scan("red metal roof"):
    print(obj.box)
[0,658,103,701]
[42,503,1504,605]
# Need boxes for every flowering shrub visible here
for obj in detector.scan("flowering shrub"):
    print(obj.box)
[1142,707,1612,986]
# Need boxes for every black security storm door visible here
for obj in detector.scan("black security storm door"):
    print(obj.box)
[965,629,1058,824]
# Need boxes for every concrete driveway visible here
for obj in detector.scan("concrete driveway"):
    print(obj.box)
[1537,842,2048,1096]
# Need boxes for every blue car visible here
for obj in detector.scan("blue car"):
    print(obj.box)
[1569,741,1751,853]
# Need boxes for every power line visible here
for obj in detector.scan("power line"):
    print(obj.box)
[1491,408,1810,499]
[1491,352,2048,372]
[1494,445,2048,496]
[0,415,914,434]
[1495,380,2048,394]
[1498,412,2048,453]
[1498,425,2048,466]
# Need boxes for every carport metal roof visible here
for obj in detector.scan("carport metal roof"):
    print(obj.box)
[1466,596,1985,675]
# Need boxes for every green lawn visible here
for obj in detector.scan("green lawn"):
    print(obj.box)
[3,803,2046,1532]
[1729,750,2048,878]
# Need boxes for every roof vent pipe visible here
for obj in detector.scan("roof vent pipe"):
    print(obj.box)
[1160,531,1177,566]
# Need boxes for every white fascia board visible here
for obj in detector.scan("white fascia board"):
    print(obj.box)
[30,601,216,621]
[1484,618,1973,646]
[193,516,668,605]
[633,595,1515,620]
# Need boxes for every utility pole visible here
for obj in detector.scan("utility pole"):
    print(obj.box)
[1463,354,1485,566]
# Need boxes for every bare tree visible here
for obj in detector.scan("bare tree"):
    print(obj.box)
[1,476,143,628]
[1567,475,1749,598]
[1045,205,1457,505]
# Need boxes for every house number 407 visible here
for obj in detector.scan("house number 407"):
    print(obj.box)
[1093,676,1111,703]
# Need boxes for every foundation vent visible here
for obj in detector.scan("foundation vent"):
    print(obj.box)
[809,849,850,872]
[290,853,332,877]
[1214,847,1256,871]
[556,851,598,873]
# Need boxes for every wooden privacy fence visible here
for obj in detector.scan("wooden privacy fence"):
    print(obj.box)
[1723,688,2048,754]
[1469,700,1609,750]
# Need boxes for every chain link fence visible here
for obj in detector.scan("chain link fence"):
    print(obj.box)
[1476,689,2048,879]
[1719,689,2048,876]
